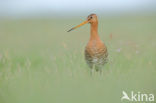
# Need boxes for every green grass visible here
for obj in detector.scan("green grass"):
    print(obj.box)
[0,15,156,103]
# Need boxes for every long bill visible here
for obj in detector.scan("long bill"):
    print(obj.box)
[67,20,89,32]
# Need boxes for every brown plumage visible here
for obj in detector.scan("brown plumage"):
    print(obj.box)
[68,14,108,72]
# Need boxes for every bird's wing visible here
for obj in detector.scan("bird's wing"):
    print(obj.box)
[123,91,127,96]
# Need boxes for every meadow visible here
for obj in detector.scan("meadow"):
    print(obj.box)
[0,14,156,103]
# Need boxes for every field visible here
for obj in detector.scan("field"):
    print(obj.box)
[0,15,156,103]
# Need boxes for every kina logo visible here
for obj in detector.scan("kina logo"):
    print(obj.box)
[121,91,154,102]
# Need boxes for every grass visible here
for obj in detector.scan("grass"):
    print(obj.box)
[0,15,156,103]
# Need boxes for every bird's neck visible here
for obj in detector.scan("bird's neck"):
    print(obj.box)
[90,22,100,41]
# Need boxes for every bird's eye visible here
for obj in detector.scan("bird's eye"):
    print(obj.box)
[90,16,93,19]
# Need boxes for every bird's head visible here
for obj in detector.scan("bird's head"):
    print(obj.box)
[67,13,98,32]
[87,14,98,24]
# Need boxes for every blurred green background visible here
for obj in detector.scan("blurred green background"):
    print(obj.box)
[0,0,156,103]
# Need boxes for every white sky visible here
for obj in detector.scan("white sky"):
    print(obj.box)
[0,0,156,16]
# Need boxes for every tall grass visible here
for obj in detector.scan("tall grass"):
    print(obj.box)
[0,15,156,103]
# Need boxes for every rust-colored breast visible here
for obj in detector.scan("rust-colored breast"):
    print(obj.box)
[85,39,108,70]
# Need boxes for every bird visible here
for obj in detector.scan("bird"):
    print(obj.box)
[121,91,130,101]
[68,14,108,73]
